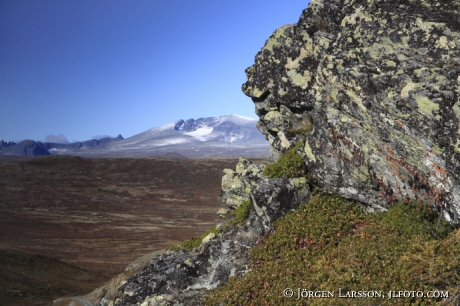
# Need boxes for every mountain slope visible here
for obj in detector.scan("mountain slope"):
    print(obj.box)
[71,115,269,158]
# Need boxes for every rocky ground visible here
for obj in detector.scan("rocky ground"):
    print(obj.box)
[0,155,268,306]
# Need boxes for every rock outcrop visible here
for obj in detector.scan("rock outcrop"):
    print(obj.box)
[243,0,460,224]
[221,158,265,208]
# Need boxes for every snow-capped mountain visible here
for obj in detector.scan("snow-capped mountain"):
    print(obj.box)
[89,114,269,158]
[174,115,265,143]
[0,115,269,158]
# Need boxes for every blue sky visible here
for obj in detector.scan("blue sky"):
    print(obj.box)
[1,0,310,143]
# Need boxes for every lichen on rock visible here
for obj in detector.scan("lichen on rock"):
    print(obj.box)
[221,157,265,208]
[243,0,460,224]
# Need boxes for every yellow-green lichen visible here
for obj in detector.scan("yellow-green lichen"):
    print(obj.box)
[400,82,419,99]
[278,132,291,149]
[263,25,292,53]
[455,143,460,153]
[415,94,439,116]
[352,166,369,183]
[285,48,308,69]
[286,69,311,89]
[346,88,367,113]
[304,140,316,162]
[263,111,283,126]
[387,90,398,99]
[397,53,408,61]
[362,145,369,154]
[244,85,265,98]
[368,42,395,59]
[432,145,445,155]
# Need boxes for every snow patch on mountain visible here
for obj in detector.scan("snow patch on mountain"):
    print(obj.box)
[155,138,188,146]
[183,127,213,141]
[173,114,263,143]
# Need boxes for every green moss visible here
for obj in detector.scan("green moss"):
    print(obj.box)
[263,142,307,178]
[204,194,458,305]
[170,226,224,251]
[230,199,252,226]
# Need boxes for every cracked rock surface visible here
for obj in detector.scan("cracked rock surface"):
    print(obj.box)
[243,0,460,224]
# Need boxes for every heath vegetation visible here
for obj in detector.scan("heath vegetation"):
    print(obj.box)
[204,193,459,305]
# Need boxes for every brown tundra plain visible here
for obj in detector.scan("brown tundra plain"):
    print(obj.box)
[0,155,267,306]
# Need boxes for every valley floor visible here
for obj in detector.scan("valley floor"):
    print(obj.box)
[0,155,268,305]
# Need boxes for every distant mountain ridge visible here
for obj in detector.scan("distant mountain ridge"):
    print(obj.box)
[0,139,16,148]
[1,115,269,158]
[46,135,124,155]
[0,135,124,157]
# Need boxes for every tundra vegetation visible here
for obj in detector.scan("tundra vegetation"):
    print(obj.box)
[204,193,459,305]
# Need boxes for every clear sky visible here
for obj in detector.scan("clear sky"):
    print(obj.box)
[1,0,311,143]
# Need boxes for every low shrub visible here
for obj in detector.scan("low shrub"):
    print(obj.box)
[204,193,458,305]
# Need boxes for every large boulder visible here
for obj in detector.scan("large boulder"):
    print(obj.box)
[243,0,460,224]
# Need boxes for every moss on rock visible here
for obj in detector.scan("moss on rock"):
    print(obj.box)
[263,142,307,178]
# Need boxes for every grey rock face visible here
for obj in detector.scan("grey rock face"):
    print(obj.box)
[174,118,220,132]
[221,157,265,208]
[252,177,311,232]
[243,0,460,224]
[173,115,267,143]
